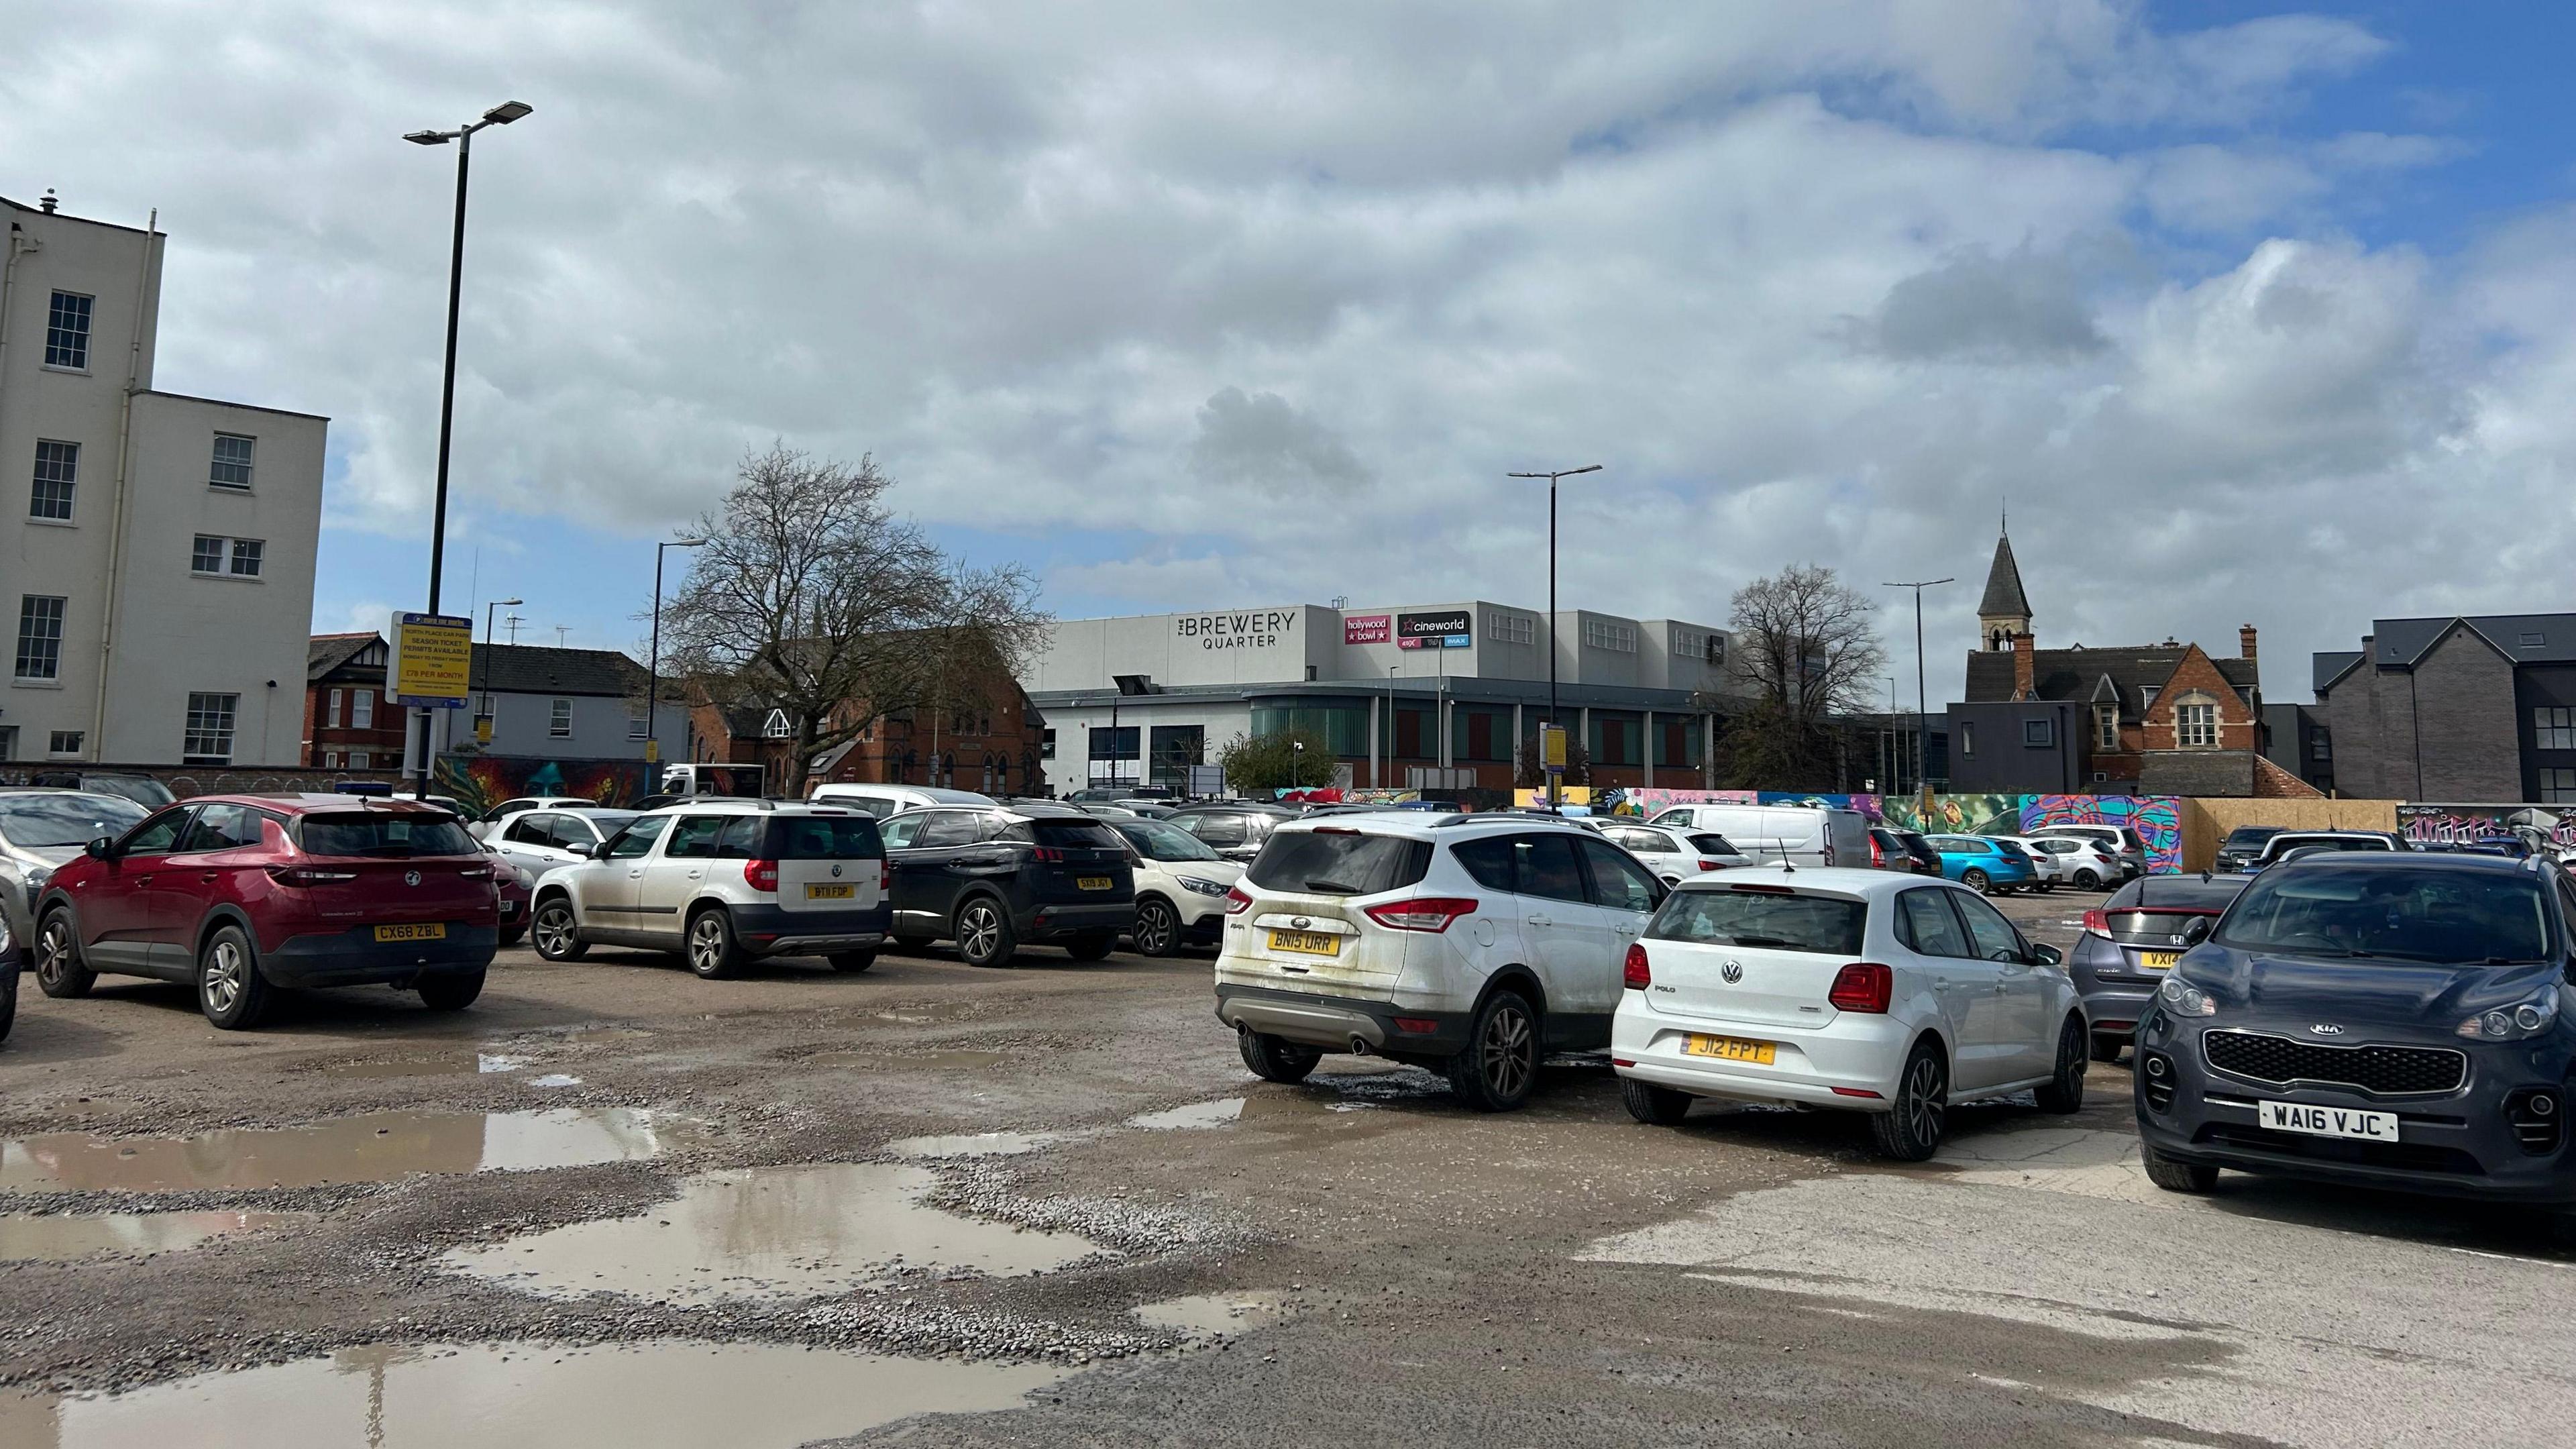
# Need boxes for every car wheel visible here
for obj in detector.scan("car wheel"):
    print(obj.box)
[686,908,743,979]
[1445,989,1539,1112]
[496,923,527,949]
[2033,1015,2087,1113]
[1131,898,1181,957]
[196,924,272,1031]
[1868,1039,1947,1161]
[2090,1032,2127,1064]
[0,975,14,1044]
[2141,1144,2218,1193]
[2072,869,2101,891]
[1238,1029,1321,1083]
[955,898,1018,967]
[1961,869,1991,894]
[2035,880,2055,893]
[531,900,586,961]
[1063,932,1117,962]
[1620,1078,1692,1125]
[418,970,485,1011]
[828,951,875,973]
[34,910,95,999]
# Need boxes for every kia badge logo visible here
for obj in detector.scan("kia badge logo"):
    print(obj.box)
[830,863,843,877]
[2308,1023,2345,1037]
[403,870,421,888]
[1721,959,1743,983]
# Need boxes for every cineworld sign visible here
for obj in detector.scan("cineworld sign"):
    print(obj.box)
[1175,609,1299,651]
[1397,610,1471,650]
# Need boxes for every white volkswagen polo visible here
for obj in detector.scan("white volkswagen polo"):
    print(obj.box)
[1611,867,2088,1159]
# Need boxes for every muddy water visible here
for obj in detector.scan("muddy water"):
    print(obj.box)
[0,1338,1078,1448]
[309,1051,525,1079]
[886,1131,1069,1159]
[445,1162,1102,1304]
[0,1211,307,1263]
[1126,1099,1246,1130]
[801,1049,1008,1071]
[1136,1291,1291,1339]
[0,1109,675,1193]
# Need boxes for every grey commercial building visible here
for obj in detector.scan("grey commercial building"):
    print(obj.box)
[2314,614,2576,802]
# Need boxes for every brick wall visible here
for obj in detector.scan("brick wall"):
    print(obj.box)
[2408,627,2522,800]
[2139,645,2259,751]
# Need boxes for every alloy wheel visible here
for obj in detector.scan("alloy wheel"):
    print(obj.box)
[960,905,1001,961]
[1481,1003,1534,1098]
[689,915,727,973]
[36,921,75,986]
[533,906,574,957]
[1135,901,1173,954]
[202,938,246,1015]
[1904,1053,1945,1146]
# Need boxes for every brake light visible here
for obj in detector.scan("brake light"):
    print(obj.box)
[744,859,780,892]
[1697,859,1727,871]
[880,860,892,892]
[1730,883,1795,896]
[1223,885,1254,915]
[1362,897,1478,932]
[1031,845,1065,863]
[1623,942,1650,989]
[455,864,492,879]
[1827,963,1892,1013]
[1868,836,1884,869]
[265,865,357,888]
[2081,909,2112,939]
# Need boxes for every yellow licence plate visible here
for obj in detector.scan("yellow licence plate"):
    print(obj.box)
[1268,929,1341,957]
[1682,1034,1775,1065]
[2137,951,2180,971]
[1077,876,1113,890]
[806,883,855,900]
[374,923,446,943]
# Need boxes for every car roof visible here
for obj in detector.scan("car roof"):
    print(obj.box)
[2270,850,2530,874]
[1669,865,1937,897]
[506,805,637,818]
[640,799,859,816]
[195,793,462,816]
[1169,802,1299,816]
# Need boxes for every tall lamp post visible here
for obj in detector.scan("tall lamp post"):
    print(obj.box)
[647,538,709,778]
[1387,664,1400,790]
[1882,578,1954,812]
[402,99,533,798]
[473,596,523,747]
[1507,464,1601,808]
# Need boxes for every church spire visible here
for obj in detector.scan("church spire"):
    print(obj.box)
[1977,527,2032,652]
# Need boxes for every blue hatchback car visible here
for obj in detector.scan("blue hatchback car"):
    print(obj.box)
[1923,835,2039,895]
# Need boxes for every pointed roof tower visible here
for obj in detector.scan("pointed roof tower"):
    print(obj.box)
[1977,517,2031,652]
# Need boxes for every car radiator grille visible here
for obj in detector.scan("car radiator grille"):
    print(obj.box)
[2201,1030,2466,1096]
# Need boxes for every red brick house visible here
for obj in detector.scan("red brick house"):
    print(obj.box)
[687,677,1049,798]
[305,633,409,770]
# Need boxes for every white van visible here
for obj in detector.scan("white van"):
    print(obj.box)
[1640,804,1872,868]
[805,783,997,818]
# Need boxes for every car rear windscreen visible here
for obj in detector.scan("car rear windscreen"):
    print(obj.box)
[769,815,885,859]
[300,813,478,858]
[1648,889,1867,955]
[1014,819,1126,850]
[2220,865,2553,963]
[1687,833,1739,855]
[1246,830,1430,896]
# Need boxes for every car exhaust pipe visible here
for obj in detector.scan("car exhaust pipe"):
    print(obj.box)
[1348,1034,1372,1056]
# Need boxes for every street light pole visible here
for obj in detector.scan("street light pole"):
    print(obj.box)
[1508,464,1601,808]
[1882,577,1954,811]
[1387,663,1399,790]
[402,99,533,800]
[647,538,708,783]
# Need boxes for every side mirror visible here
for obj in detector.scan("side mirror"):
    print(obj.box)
[84,836,115,860]
[2180,916,2213,947]
[2029,942,2063,967]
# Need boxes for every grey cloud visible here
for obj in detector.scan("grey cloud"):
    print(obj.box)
[1188,388,1371,497]
[1858,246,2108,364]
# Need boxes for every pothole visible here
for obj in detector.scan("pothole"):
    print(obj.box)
[887,1131,1069,1159]
[0,1109,678,1193]
[800,1049,1010,1071]
[0,1338,1079,1447]
[0,1210,309,1263]
[1125,1099,1245,1130]
[307,1051,526,1079]
[1135,1291,1292,1340]
[443,1163,1104,1304]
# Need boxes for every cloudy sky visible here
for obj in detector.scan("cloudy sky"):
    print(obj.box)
[9,1,2574,703]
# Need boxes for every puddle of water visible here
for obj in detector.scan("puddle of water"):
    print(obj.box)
[309,1052,523,1079]
[886,1131,1067,1159]
[1135,1291,1291,1339]
[0,1211,307,1263]
[0,1338,1077,1449]
[803,1049,1009,1071]
[1126,1099,1246,1130]
[526,1074,582,1089]
[443,1163,1103,1304]
[0,1109,674,1193]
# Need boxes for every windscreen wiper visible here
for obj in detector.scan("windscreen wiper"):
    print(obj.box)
[1303,878,1365,895]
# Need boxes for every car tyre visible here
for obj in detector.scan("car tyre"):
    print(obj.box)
[196,923,272,1031]
[34,910,95,999]
[955,898,1018,968]
[531,899,586,961]
[2033,1015,2087,1113]
[1131,898,1182,957]
[1868,1039,1947,1161]
[1063,932,1117,962]
[1620,1079,1692,1125]
[1238,1029,1321,1083]
[496,924,527,949]
[828,951,876,973]
[2142,1144,2218,1193]
[686,907,744,980]
[1446,989,1540,1112]
[1961,868,1991,895]
[418,969,485,1012]
[0,975,14,1044]
[890,930,937,952]
[2090,1032,2127,1064]
[2072,869,2102,891]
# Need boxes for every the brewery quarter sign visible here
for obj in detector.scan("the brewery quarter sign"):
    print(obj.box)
[1175,608,1299,651]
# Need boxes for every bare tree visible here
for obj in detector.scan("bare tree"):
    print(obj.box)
[659,446,1051,797]
[1719,564,1886,788]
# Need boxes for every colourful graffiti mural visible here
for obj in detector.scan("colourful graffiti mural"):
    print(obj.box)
[2024,795,2182,874]
[434,756,653,817]
[2400,804,2576,851]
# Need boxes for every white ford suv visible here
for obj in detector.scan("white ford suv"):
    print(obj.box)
[1214,813,1667,1111]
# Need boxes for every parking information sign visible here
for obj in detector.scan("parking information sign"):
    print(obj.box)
[1539,724,1568,773]
[386,612,474,708]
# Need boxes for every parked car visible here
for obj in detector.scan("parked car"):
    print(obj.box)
[2214,825,2288,873]
[529,801,890,977]
[2242,830,2406,871]
[2133,855,2576,1240]
[33,795,499,1029]
[20,771,176,810]
[0,792,150,974]
[470,796,600,839]
[1110,800,1179,819]
[1216,813,1667,1112]
[2028,824,2147,880]
[1613,869,2086,1159]
[875,802,1136,966]
[1924,835,2039,895]
[2070,871,2248,1061]
[1165,804,1301,863]
[1891,830,1945,875]
[2010,835,2123,892]
[1640,804,1871,868]
[1107,818,1243,956]
[657,763,770,799]
[484,841,533,948]
[1866,826,1923,873]
[485,808,641,883]
[806,783,997,818]
[1597,822,1750,883]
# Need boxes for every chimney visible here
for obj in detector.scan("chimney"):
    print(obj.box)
[39,189,58,214]
[2011,631,2035,701]
[2239,625,2258,662]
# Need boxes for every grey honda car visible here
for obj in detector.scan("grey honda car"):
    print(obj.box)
[2070,871,2248,1061]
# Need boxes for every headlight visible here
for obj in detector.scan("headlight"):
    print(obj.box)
[2459,994,2557,1041]
[1175,876,1229,897]
[2155,977,2216,1017]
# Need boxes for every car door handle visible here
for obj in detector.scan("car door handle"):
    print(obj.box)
[201,873,220,883]
[1525,914,1553,926]
[627,869,645,879]
[687,870,704,880]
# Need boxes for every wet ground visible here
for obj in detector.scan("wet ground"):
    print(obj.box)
[1,891,2571,1447]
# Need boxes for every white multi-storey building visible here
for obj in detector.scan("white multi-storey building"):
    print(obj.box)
[1,192,324,767]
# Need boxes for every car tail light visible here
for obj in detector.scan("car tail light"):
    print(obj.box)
[1031,845,1065,863]
[1829,1085,1884,1099]
[1827,963,1892,1013]
[1623,942,1650,989]
[455,863,492,879]
[879,861,892,892]
[1697,859,1727,871]
[1362,897,1477,932]
[1868,836,1884,869]
[266,865,357,888]
[1393,1017,1440,1034]
[744,859,780,892]
[2081,909,2112,939]
[1223,885,1253,915]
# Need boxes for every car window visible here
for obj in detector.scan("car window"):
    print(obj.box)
[1686,833,1739,857]
[0,794,148,848]
[301,813,480,858]
[771,814,885,860]
[1117,819,1222,862]
[1579,838,1661,913]
[1449,836,1516,891]
[1951,891,2027,962]
[1649,887,1866,955]
[1896,888,1974,959]
[664,815,731,859]
[178,803,258,852]
[1244,829,1431,896]
[603,816,672,860]
[915,811,983,848]
[2221,865,2553,963]
[504,814,551,847]
[1513,833,1588,904]
[877,815,926,851]
[547,816,596,851]
[121,807,193,855]
[1185,813,1249,848]
[1647,809,1693,828]
[716,816,764,859]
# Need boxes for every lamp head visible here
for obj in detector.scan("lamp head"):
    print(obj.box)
[404,130,453,146]
[482,101,534,125]
[496,597,524,607]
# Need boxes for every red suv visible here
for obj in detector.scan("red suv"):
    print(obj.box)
[31,794,500,1029]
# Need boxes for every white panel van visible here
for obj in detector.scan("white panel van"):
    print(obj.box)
[1640,804,1873,868]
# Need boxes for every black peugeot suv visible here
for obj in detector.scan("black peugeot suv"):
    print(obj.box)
[876,803,1135,967]
[2135,853,2576,1240]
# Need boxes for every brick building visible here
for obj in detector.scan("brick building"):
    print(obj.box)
[688,678,1049,798]
[2313,613,2576,802]
[304,632,407,769]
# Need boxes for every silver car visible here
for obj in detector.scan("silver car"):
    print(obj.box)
[485,807,641,884]
[0,790,150,967]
